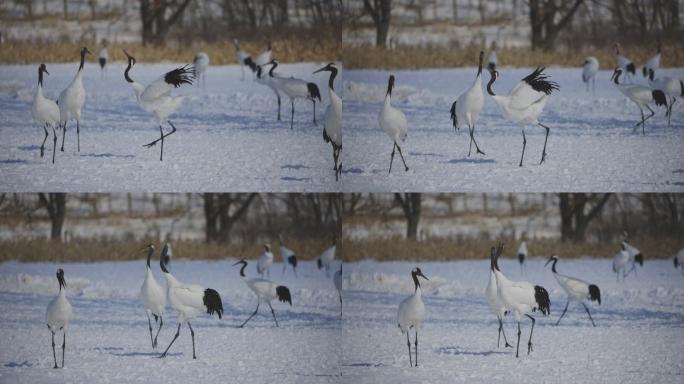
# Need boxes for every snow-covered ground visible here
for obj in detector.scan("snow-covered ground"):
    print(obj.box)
[342,67,684,192]
[0,62,341,192]
[0,259,342,383]
[342,258,684,383]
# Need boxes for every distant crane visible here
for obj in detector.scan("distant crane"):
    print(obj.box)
[642,43,661,78]
[647,68,682,128]
[268,60,321,130]
[140,244,166,349]
[397,267,429,367]
[314,62,343,181]
[450,51,486,156]
[31,64,60,163]
[233,259,292,328]
[379,75,409,173]
[582,56,599,92]
[614,43,636,80]
[193,52,209,88]
[233,39,256,80]
[517,240,528,275]
[98,45,108,79]
[46,269,73,369]
[486,67,559,166]
[317,241,336,277]
[493,242,550,358]
[333,263,343,317]
[278,234,298,277]
[611,67,667,135]
[486,245,512,349]
[58,46,91,153]
[257,243,274,278]
[545,256,600,326]
[123,50,195,161]
[158,243,224,359]
[674,248,684,275]
[255,63,282,121]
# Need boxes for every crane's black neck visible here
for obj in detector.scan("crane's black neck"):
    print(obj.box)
[146,247,154,268]
[386,78,394,97]
[550,258,558,273]
[327,67,338,91]
[477,52,483,77]
[160,256,169,273]
[125,58,134,83]
[256,66,263,79]
[239,262,247,277]
[269,62,278,77]
[79,49,87,71]
[613,71,621,85]
[38,67,44,87]
[486,72,496,96]
[411,271,420,292]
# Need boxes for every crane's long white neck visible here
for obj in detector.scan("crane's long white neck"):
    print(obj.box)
[163,272,179,287]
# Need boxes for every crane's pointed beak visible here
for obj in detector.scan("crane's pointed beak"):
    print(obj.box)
[44,69,50,76]
[418,271,429,280]
[232,260,243,267]
[313,66,327,74]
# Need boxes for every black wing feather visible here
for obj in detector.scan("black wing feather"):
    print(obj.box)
[522,67,559,95]
[165,65,195,88]
[626,62,636,75]
[288,255,297,267]
[203,288,224,319]
[308,83,321,101]
[652,90,667,107]
[276,286,292,305]
[534,285,551,315]
[450,100,458,130]
[588,284,601,305]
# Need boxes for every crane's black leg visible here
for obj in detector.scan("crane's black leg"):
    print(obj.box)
[147,314,155,349]
[277,94,281,121]
[515,321,521,358]
[396,144,409,172]
[239,303,260,328]
[519,128,526,167]
[61,331,66,368]
[556,300,569,326]
[159,323,181,358]
[52,126,57,164]
[526,314,536,354]
[153,316,164,349]
[290,100,295,130]
[332,147,339,182]
[143,121,177,148]
[159,125,164,161]
[468,124,473,157]
[61,122,67,152]
[471,123,485,155]
[41,124,49,157]
[338,290,343,316]
[50,330,57,369]
[497,318,501,347]
[539,123,550,164]
[414,330,419,367]
[268,302,279,327]
[76,120,80,152]
[312,100,317,125]
[406,331,413,367]
[389,143,396,174]
[187,321,196,359]
[582,303,596,327]
[666,97,675,128]
[500,318,512,348]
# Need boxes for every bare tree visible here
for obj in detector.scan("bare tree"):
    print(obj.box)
[140,0,193,46]
[38,193,67,241]
[203,193,258,243]
[559,193,612,241]
[529,0,584,50]
[395,193,422,240]
[363,0,392,47]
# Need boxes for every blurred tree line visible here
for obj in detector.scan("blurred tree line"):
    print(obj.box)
[0,193,342,244]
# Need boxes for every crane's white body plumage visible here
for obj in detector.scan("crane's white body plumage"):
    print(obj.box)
[58,47,90,153]
[318,243,336,276]
[486,250,513,348]
[379,75,410,173]
[397,268,428,367]
[451,51,486,156]
[517,240,528,274]
[234,260,292,328]
[193,52,209,87]
[140,245,166,349]
[613,68,668,134]
[268,60,321,129]
[315,63,343,180]
[256,64,282,120]
[647,69,682,128]
[279,235,298,277]
[612,248,630,281]
[582,56,599,92]
[547,256,600,326]
[257,245,274,278]
[642,46,661,78]
[254,43,272,67]
[32,65,60,160]
[46,269,73,368]
[615,44,635,80]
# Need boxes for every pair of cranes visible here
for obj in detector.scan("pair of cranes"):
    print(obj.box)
[380,50,559,173]
[31,47,91,164]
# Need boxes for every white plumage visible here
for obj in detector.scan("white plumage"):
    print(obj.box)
[517,240,528,274]
[233,39,256,80]
[492,243,550,358]
[647,68,682,128]
[314,63,343,181]
[486,67,559,166]
[58,46,90,154]
[254,42,272,67]
[450,51,486,156]
[612,67,668,135]
[379,75,409,173]
[32,64,60,163]
[612,246,631,282]
[257,243,274,278]
[268,60,321,130]
[140,244,166,349]
[317,242,336,277]
[46,269,73,369]
[486,246,512,348]
[622,240,644,276]
[233,259,292,328]
[333,263,343,316]
[582,56,599,92]
[98,46,108,78]
[278,234,298,277]
[193,52,210,88]
[123,50,195,161]
[614,43,636,80]
[256,62,283,121]
[642,44,661,78]
[158,242,223,359]
[545,256,600,326]
[397,267,428,367]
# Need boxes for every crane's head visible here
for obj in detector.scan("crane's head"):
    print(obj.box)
[314,62,337,74]
[123,50,136,66]
[81,47,92,56]
[56,269,66,289]
[412,267,428,281]
[386,75,395,96]
[232,259,248,267]
[544,255,559,267]
[611,67,623,83]
[39,63,49,76]
[269,59,279,66]
[264,244,271,252]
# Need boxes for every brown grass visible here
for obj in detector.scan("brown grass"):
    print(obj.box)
[342,44,684,69]
[340,236,681,262]
[0,238,332,263]
[0,38,341,65]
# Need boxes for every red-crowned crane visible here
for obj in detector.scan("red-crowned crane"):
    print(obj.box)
[379,75,409,173]
[58,46,91,153]
[612,67,668,135]
[233,259,292,328]
[545,256,600,326]
[397,267,428,367]
[31,64,60,162]
[450,51,486,156]
[46,269,73,369]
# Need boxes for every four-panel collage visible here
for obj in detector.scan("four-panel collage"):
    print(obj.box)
[0,1,683,383]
